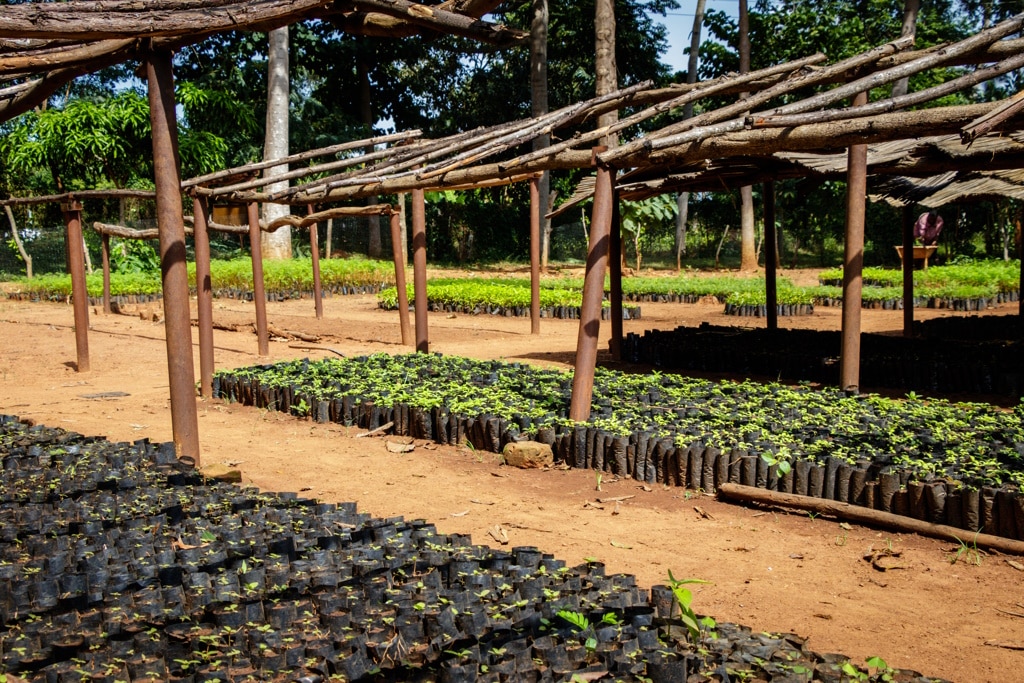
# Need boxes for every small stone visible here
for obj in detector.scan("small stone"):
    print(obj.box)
[502,441,553,469]
[202,463,242,483]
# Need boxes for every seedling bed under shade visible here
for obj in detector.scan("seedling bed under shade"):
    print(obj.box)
[624,323,1024,398]
[214,354,1024,542]
[0,416,944,682]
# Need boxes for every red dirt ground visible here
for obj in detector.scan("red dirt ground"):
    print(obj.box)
[1,269,1023,681]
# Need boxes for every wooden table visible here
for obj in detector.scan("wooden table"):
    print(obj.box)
[895,245,938,269]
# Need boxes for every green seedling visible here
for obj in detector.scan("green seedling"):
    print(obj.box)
[666,570,711,644]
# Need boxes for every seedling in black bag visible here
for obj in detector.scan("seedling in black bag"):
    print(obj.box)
[666,570,712,644]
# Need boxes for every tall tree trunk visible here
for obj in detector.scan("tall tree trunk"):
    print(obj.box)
[675,0,706,271]
[531,0,552,271]
[738,0,757,271]
[358,41,382,259]
[262,26,292,260]
[891,0,920,98]
[4,205,32,278]
[595,0,618,148]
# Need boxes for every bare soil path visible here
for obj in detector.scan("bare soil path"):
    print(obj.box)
[1,272,1022,681]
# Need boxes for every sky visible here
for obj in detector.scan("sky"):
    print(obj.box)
[655,0,740,74]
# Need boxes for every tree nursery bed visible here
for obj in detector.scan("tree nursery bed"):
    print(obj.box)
[1,287,1023,681]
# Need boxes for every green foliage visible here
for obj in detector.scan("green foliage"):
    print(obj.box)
[110,238,160,274]
[217,352,1024,492]
[665,571,711,644]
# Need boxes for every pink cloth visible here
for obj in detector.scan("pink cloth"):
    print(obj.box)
[913,212,943,246]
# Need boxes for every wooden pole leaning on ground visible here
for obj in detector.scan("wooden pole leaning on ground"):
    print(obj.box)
[718,483,1024,556]
[569,148,614,422]
[389,208,413,346]
[62,199,90,372]
[146,45,200,464]
[193,197,214,398]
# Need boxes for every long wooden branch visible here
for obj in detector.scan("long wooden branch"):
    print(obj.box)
[645,102,1009,166]
[0,189,155,206]
[768,11,1024,121]
[610,16,1024,166]
[417,81,652,180]
[961,89,1024,144]
[718,483,1024,556]
[0,38,135,76]
[263,204,395,231]
[751,51,1024,130]
[501,55,825,173]
[183,130,422,189]
[93,221,191,239]
[342,0,526,47]
[603,37,914,165]
[0,0,332,40]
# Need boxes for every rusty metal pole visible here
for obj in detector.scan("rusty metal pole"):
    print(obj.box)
[764,181,778,331]
[62,200,90,372]
[307,204,324,320]
[247,201,270,356]
[569,151,613,422]
[840,91,869,393]
[193,196,214,398]
[389,209,413,346]
[100,233,112,314]
[412,188,428,353]
[146,47,200,462]
[530,176,541,335]
[608,188,623,360]
[902,205,915,337]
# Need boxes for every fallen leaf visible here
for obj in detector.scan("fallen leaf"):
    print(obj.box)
[299,487,311,492]
[789,553,804,560]
[491,472,509,478]
[612,501,621,516]
[839,522,853,530]
[1006,559,1024,572]
[450,510,470,518]
[610,540,633,550]
[694,506,714,520]
[813,613,833,620]
[733,546,755,552]
[638,485,653,492]
[470,499,495,505]
[583,501,605,510]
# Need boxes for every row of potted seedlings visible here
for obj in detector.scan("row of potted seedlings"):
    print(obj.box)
[0,415,941,682]
[212,354,1024,542]
[623,321,1024,398]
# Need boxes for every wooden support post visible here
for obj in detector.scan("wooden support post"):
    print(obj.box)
[840,91,869,393]
[764,181,778,331]
[412,187,428,353]
[389,209,413,346]
[193,197,214,398]
[529,176,541,336]
[146,46,200,463]
[62,199,90,372]
[307,204,323,320]
[902,205,915,337]
[247,201,269,356]
[569,151,613,422]
[608,187,623,360]
[100,232,112,314]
